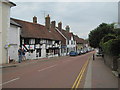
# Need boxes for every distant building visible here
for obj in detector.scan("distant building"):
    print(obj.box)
[56,24,76,55]
[73,35,85,52]
[0,0,16,64]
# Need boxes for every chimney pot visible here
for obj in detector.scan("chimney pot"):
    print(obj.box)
[66,25,70,32]
[58,22,62,31]
[45,14,50,30]
[51,21,56,29]
[33,16,37,23]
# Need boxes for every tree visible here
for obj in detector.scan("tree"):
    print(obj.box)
[114,28,120,38]
[88,23,114,48]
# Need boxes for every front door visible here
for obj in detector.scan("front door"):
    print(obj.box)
[36,49,41,57]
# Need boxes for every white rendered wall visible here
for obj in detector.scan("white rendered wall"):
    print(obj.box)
[0,2,2,64]
[67,36,76,53]
[0,2,11,64]
[41,44,46,58]
[8,25,20,61]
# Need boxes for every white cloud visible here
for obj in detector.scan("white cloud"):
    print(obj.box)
[10,0,119,2]
[11,2,118,39]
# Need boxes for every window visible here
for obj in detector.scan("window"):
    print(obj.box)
[35,39,40,44]
[29,39,35,44]
[48,40,52,45]
[24,39,29,45]
[22,39,24,44]
[71,41,73,45]
[55,41,59,44]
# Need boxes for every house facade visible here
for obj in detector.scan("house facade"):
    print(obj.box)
[74,35,85,53]
[8,19,21,62]
[12,15,66,60]
[0,0,16,64]
[56,24,76,55]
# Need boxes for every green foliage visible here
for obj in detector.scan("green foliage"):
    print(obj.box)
[89,23,114,48]
[100,34,116,47]
[114,28,120,39]
[89,22,120,56]
[101,39,120,56]
[109,39,120,56]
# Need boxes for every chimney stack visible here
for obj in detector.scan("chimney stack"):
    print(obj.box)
[45,14,50,30]
[58,22,62,31]
[33,16,37,23]
[51,21,56,29]
[66,25,70,32]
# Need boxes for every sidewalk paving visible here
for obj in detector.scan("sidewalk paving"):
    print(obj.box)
[0,56,68,69]
[84,56,118,88]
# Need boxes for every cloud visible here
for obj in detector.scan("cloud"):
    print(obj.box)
[11,2,118,39]
[11,0,119,2]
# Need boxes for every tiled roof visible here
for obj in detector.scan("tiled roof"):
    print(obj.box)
[10,19,21,27]
[74,35,85,44]
[11,18,66,45]
[58,28,74,40]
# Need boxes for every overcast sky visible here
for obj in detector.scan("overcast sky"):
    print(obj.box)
[10,1,118,39]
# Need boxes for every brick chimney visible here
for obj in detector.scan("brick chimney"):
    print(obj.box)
[66,25,70,32]
[58,22,62,31]
[33,16,37,23]
[45,14,50,30]
[51,21,56,29]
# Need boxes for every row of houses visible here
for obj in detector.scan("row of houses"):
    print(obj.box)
[0,0,86,64]
[8,15,86,62]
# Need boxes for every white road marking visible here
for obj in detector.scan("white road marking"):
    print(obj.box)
[38,65,57,72]
[62,60,73,63]
[0,77,20,86]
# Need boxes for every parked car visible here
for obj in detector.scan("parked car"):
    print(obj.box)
[69,51,78,56]
[96,52,103,57]
[80,49,86,54]
[77,50,81,55]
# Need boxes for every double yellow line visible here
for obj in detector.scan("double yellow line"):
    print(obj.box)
[71,58,90,90]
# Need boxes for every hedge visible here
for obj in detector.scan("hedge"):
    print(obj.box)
[102,39,120,56]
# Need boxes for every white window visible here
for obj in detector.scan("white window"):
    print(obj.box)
[29,39,35,44]
[22,39,24,44]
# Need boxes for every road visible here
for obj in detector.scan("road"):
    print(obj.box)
[2,51,94,88]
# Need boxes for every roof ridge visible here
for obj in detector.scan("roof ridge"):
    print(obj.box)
[11,17,45,27]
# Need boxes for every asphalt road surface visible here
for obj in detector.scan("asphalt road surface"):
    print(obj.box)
[2,52,94,88]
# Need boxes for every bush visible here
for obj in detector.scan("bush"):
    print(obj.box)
[114,28,120,38]
[101,34,116,43]
[109,39,120,56]
[99,34,116,50]
[102,39,120,56]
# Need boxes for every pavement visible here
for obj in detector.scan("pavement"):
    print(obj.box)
[84,55,118,88]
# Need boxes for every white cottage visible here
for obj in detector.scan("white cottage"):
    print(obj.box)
[56,24,76,55]
[0,0,16,64]
[11,15,66,60]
